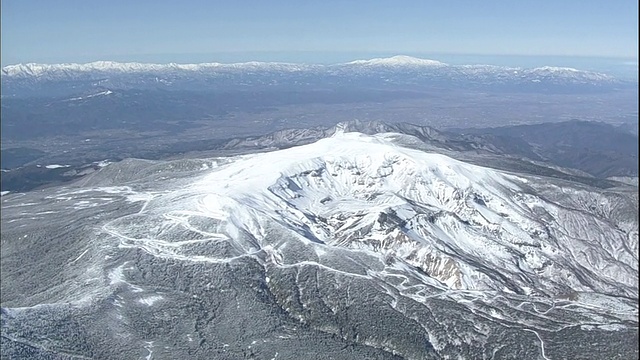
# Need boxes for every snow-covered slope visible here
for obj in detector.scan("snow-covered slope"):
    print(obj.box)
[2,130,637,359]
[95,131,637,298]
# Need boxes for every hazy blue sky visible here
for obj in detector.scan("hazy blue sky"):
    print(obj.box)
[1,0,638,65]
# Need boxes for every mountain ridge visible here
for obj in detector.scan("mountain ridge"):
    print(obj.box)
[1,55,616,81]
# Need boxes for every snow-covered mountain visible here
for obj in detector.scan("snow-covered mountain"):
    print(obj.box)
[1,60,316,77]
[0,55,611,79]
[1,55,625,97]
[136,131,638,297]
[345,55,448,67]
[2,129,637,358]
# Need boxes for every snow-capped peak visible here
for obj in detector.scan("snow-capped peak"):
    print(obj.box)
[524,66,614,81]
[150,131,635,297]
[345,55,448,67]
[533,66,581,72]
[333,122,348,135]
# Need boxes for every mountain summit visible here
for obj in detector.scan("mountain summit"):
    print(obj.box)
[345,55,448,67]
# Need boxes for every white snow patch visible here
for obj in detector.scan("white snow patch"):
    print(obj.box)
[108,265,127,286]
[138,295,164,306]
[144,341,154,360]
[69,249,90,264]
[597,324,628,331]
[108,263,144,292]
[66,90,113,101]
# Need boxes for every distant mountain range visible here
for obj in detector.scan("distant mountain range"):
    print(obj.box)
[1,55,633,97]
